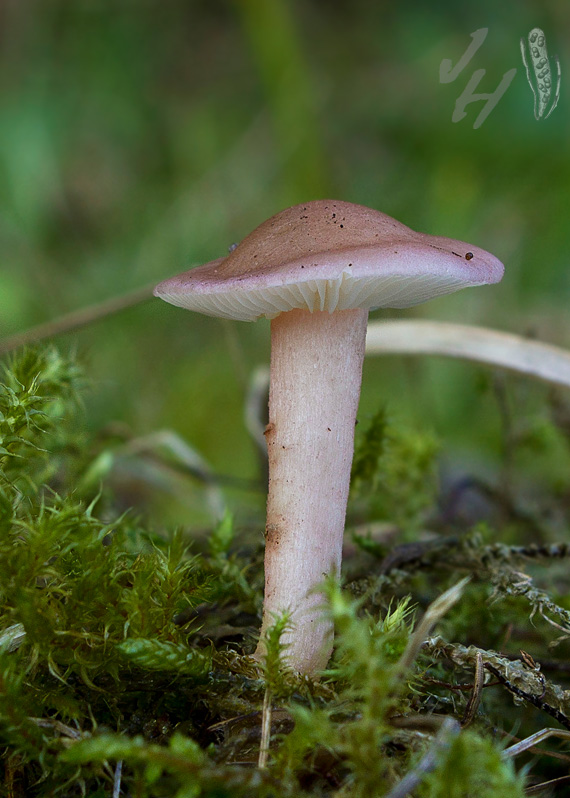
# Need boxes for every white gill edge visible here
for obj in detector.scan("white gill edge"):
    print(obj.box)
[161,272,471,321]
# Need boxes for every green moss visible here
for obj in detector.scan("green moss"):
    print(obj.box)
[0,348,568,796]
[351,409,440,535]
[417,731,525,798]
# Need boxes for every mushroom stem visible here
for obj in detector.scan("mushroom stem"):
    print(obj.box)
[255,307,369,674]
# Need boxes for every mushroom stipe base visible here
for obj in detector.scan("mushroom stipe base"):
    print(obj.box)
[254,307,369,674]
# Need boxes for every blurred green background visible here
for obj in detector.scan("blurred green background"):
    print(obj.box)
[1,0,568,528]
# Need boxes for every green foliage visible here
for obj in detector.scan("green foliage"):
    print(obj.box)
[417,730,525,798]
[60,730,282,798]
[324,588,416,796]
[258,611,292,695]
[0,347,83,494]
[0,349,234,790]
[351,407,389,488]
[327,582,413,684]
[0,348,565,797]
[208,510,235,558]
[206,511,259,608]
[0,495,212,678]
[351,410,440,533]
[117,639,212,678]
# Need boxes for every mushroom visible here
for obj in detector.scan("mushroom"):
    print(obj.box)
[154,200,504,675]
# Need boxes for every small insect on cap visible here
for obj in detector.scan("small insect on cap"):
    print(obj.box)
[154,200,504,321]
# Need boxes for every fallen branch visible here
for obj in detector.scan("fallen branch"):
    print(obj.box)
[366,320,570,389]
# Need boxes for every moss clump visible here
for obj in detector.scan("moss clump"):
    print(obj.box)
[350,407,440,536]
[416,730,525,798]
[0,348,566,796]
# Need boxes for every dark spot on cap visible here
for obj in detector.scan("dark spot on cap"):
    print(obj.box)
[465,252,474,260]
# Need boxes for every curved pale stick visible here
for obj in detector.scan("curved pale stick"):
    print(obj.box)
[365,320,570,389]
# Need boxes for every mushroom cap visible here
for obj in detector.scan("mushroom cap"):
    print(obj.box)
[154,200,504,321]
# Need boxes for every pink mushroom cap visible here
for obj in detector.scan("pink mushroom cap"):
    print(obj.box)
[154,200,504,321]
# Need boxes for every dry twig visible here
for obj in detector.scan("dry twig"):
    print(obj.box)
[366,320,570,389]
